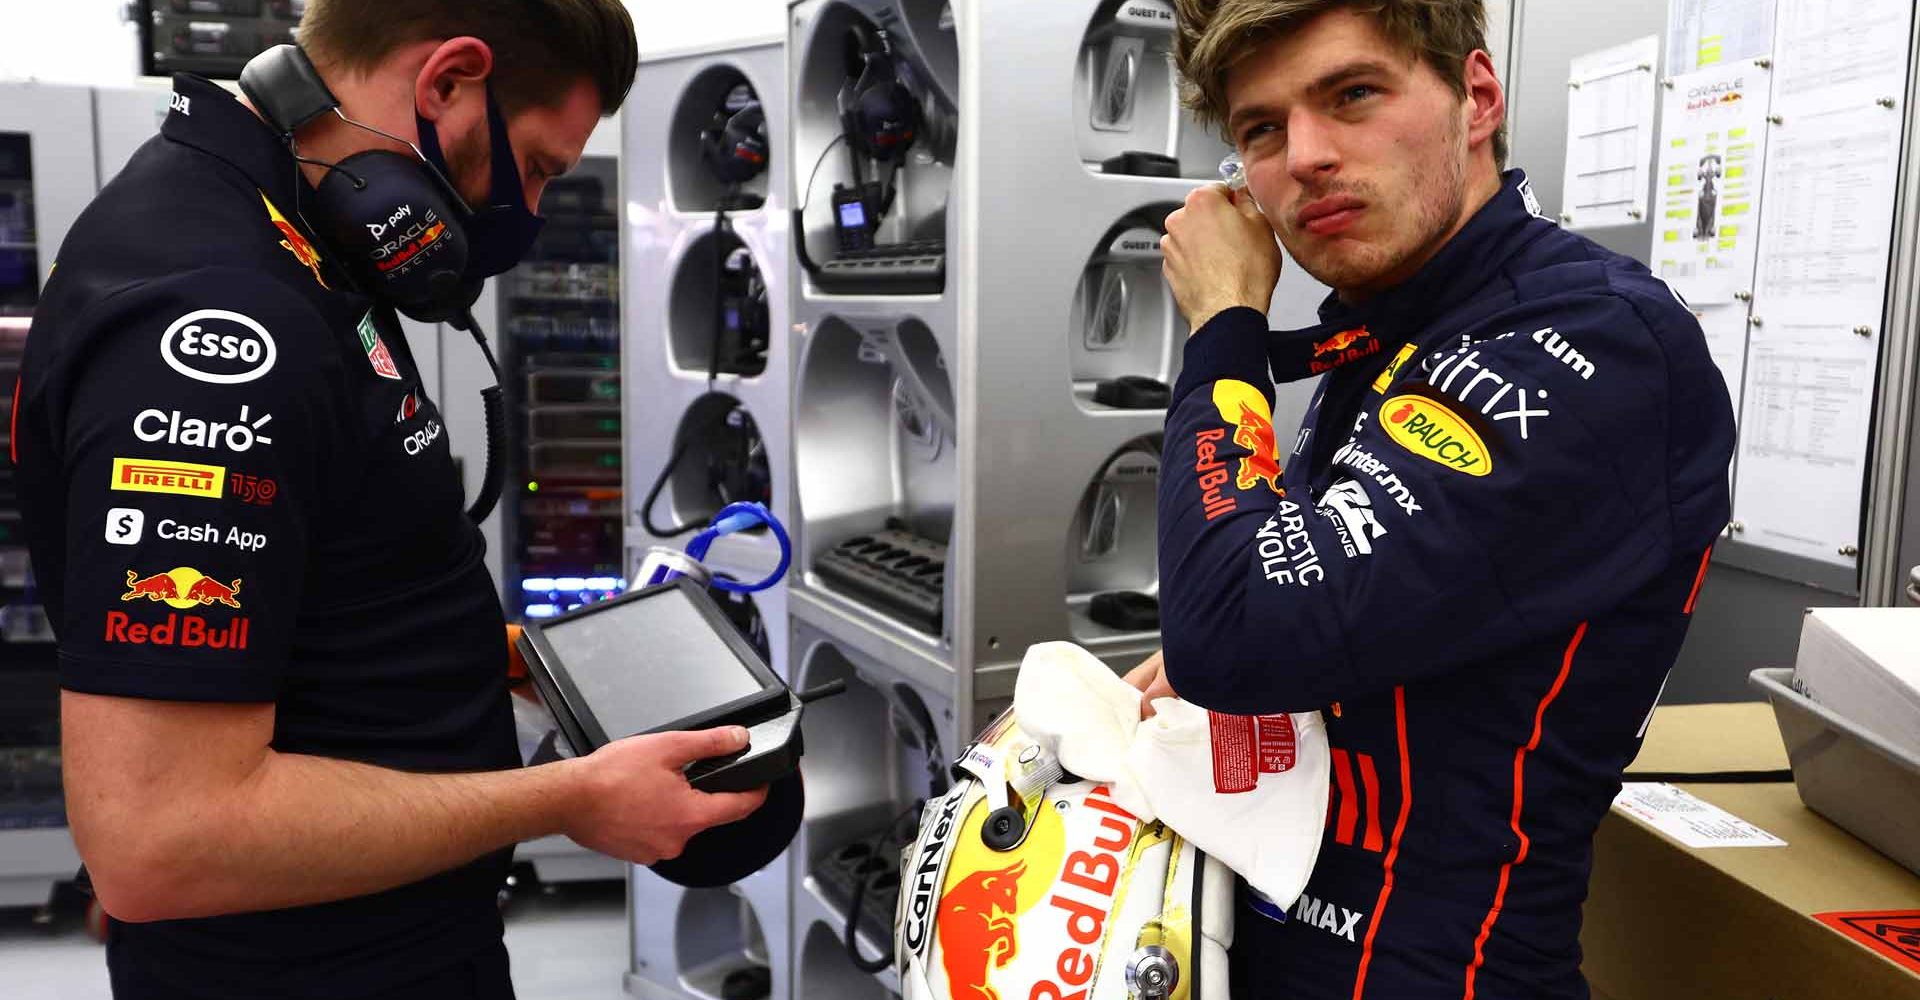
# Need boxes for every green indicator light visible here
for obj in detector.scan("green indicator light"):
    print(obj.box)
[527,481,540,492]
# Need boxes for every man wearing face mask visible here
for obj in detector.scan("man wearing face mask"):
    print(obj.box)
[10,3,769,998]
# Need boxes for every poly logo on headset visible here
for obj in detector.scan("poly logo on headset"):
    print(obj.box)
[365,204,415,240]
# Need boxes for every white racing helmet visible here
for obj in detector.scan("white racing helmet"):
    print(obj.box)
[895,709,1236,1000]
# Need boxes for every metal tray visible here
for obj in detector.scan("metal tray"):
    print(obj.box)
[1749,667,1920,877]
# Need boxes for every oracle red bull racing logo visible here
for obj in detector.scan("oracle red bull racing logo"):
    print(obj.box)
[121,567,242,609]
[938,860,1027,1000]
[1193,381,1284,524]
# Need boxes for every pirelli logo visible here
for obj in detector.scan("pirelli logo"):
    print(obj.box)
[111,458,226,499]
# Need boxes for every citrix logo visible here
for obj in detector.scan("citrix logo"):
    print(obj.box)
[364,203,414,240]
[403,419,443,456]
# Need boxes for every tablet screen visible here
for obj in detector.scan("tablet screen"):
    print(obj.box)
[542,585,767,738]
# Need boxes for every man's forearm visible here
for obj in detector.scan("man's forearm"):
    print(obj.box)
[111,751,580,921]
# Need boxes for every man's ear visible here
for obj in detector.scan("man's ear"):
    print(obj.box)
[413,36,494,124]
[1463,48,1504,153]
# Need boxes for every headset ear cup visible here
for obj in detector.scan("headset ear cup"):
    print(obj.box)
[311,149,473,323]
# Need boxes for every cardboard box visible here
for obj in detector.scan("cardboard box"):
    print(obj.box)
[1580,703,1920,999]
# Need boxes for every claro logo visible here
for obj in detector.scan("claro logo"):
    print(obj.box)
[160,310,278,384]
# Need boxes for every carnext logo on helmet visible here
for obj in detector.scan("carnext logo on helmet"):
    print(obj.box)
[902,787,966,957]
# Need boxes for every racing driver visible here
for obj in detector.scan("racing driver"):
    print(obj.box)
[1126,0,1736,997]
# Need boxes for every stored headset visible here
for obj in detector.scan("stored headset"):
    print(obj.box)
[640,402,772,539]
[838,23,920,165]
[237,43,515,524]
[698,82,769,192]
[638,80,777,537]
[714,245,769,374]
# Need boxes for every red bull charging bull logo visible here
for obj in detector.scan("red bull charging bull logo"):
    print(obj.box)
[261,192,328,289]
[121,567,243,610]
[932,794,1068,1000]
[938,860,1027,1000]
[1210,381,1285,495]
[1310,326,1381,374]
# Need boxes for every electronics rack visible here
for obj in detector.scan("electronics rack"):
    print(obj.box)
[500,171,627,622]
[140,1,306,80]
[0,96,83,909]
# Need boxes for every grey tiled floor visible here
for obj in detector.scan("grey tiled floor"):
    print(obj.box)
[0,879,632,1000]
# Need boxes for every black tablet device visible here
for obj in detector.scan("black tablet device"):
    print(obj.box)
[517,577,802,793]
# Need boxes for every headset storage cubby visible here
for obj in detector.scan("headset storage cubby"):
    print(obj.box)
[798,922,896,1000]
[669,65,772,214]
[1066,436,1163,643]
[1070,204,1188,412]
[793,637,946,990]
[673,887,776,1000]
[1075,0,1231,180]
[669,226,771,379]
[794,315,954,638]
[648,392,773,538]
[792,0,958,296]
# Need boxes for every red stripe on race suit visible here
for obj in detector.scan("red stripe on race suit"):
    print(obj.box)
[1462,621,1588,1000]
[1683,546,1713,614]
[1331,748,1359,846]
[1357,752,1384,853]
[1352,686,1413,1000]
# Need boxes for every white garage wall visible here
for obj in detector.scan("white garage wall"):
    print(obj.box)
[0,1,783,86]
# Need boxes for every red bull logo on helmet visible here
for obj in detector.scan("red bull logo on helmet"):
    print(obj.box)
[1210,381,1285,495]
[938,861,1027,1000]
[931,793,1068,1000]
[121,567,243,611]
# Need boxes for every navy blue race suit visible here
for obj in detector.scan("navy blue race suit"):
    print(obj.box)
[1158,172,1735,999]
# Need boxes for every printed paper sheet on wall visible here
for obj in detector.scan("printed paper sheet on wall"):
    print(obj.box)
[1561,35,1661,230]
[1650,60,1773,412]
[1731,0,1914,571]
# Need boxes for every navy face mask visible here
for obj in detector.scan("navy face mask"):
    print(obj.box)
[415,86,545,279]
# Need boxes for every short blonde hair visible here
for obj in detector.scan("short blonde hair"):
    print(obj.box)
[1173,0,1507,166]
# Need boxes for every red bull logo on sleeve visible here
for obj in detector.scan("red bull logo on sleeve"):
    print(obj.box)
[1210,381,1286,495]
[121,567,242,610]
[261,192,327,289]
[111,567,249,650]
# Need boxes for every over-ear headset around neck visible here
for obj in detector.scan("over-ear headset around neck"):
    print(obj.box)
[238,43,512,524]
[239,43,492,325]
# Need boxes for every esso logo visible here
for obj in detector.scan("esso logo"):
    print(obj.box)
[161,310,278,384]
[403,420,443,456]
